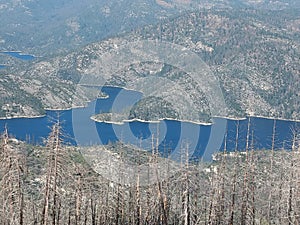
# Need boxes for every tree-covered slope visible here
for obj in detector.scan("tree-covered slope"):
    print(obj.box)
[1,8,299,121]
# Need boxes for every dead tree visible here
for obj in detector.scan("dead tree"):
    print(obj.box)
[240,117,251,225]
[41,121,71,225]
[267,119,276,222]
[228,120,240,225]
[0,126,27,225]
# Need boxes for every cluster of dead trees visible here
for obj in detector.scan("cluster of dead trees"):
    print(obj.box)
[0,120,299,225]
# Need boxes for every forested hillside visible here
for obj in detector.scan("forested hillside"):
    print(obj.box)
[1,9,299,121]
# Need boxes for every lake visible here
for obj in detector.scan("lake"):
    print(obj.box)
[0,51,35,60]
[0,86,299,161]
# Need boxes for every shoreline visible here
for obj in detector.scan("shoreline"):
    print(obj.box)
[0,88,299,123]
[91,113,300,126]
[92,115,220,126]
[214,116,247,121]
[246,115,300,123]
[81,84,143,94]
[44,104,87,111]
[214,115,300,123]
[0,51,36,57]
[1,109,299,124]
[91,116,161,125]
[159,117,212,125]
[0,114,46,120]
[76,85,300,123]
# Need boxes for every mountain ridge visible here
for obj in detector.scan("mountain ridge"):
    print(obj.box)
[1,8,299,121]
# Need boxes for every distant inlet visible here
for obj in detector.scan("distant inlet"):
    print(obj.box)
[0,51,35,60]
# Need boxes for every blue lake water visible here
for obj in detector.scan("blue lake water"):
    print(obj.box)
[0,86,299,161]
[1,51,35,60]
[0,65,6,69]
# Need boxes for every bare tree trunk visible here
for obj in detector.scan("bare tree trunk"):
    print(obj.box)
[18,159,25,225]
[41,121,67,225]
[267,119,276,222]
[216,131,227,225]
[90,197,97,225]
[136,173,141,225]
[250,131,256,225]
[156,169,168,225]
[228,121,240,225]
[241,117,251,225]
[288,132,298,225]
[42,157,52,225]
[183,144,190,225]
[75,171,82,225]
[0,127,27,225]
[52,125,60,225]
[228,167,237,225]
[208,173,216,224]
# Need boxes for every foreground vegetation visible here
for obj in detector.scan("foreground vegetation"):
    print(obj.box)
[0,122,299,225]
